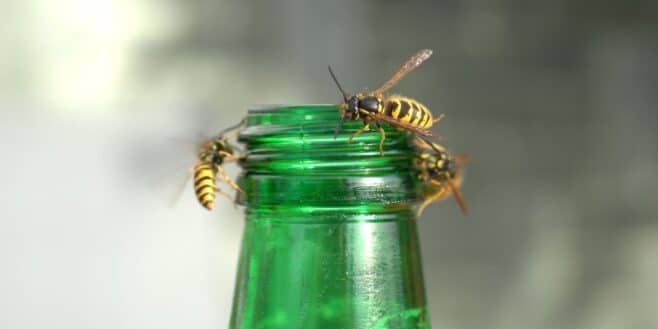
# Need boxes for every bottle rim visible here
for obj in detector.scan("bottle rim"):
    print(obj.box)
[236,104,419,219]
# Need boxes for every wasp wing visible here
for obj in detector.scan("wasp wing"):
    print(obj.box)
[448,180,468,215]
[372,49,433,96]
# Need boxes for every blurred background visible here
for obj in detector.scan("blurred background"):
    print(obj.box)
[1,1,657,328]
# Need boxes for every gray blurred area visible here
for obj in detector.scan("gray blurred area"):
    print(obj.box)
[1,1,657,328]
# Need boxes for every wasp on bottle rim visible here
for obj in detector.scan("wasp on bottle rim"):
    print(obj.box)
[191,121,245,210]
[328,49,444,155]
[413,138,468,217]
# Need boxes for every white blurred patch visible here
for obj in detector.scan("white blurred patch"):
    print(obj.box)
[22,0,174,111]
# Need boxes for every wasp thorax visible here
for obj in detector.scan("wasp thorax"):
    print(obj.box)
[444,160,458,178]
[358,96,380,113]
[439,157,458,179]
[423,152,454,181]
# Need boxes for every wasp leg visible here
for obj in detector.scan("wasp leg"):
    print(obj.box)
[218,151,242,162]
[218,120,245,140]
[220,129,240,141]
[375,122,386,156]
[432,113,445,124]
[417,180,453,217]
[416,193,444,218]
[428,179,467,215]
[229,144,245,153]
[347,123,371,144]
[219,133,242,150]
[214,187,233,201]
[215,165,245,195]
[214,187,238,209]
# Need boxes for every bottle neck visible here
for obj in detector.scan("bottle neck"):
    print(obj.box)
[237,105,418,221]
[230,105,431,328]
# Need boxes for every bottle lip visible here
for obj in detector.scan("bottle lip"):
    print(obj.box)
[240,104,339,137]
[236,104,419,213]
[238,104,415,173]
[247,104,336,113]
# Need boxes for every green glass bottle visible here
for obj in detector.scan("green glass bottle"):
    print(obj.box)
[230,105,431,329]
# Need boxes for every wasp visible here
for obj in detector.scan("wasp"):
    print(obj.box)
[192,122,245,210]
[328,49,443,155]
[414,139,468,217]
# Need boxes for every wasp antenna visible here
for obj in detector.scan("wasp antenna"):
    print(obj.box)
[328,65,348,102]
[454,154,471,165]
[333,116,346,140]
[416,135,442,153]
[217,118,245,138]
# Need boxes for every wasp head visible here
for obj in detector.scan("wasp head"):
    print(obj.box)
[443,158,458,179]
[199,138,233,165]
[343,95,361,119]
[428,152,458,181]
[198,141,215,163]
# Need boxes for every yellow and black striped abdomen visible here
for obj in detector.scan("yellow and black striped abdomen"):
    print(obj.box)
[382,96,433,129]
[193,162,216,210]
